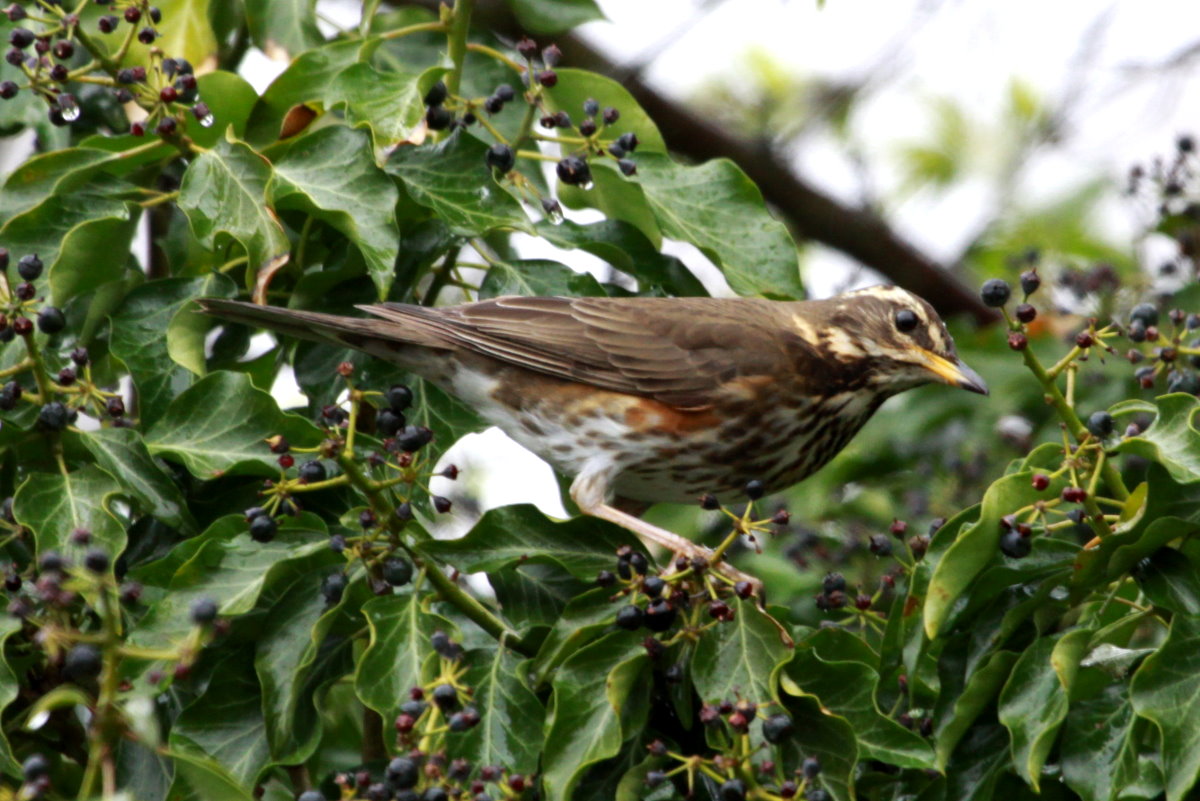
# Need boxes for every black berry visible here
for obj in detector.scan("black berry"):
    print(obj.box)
[1086,411,1114,438]
[980,278,1011,307]
[249,514,277,543]
[37,307,65,334]
[719,779,747,801]
[298,460,326,483]
[615,605,643,630]
[16,253,42,280]
[64,643,102,681]
[386,756,418,789]
[1130,303,1158,328]
[382,557,413,586]
[485,143,515,173]
[395,425,433,452]
[643,598,676,632]
[615,132,639,153]
[321,572,347,604]
[423,81,447,107]
[432,683,458,710]
[37,402,69,431]
[83,549,109,573]
[190,597,218,624]
[556,156,591,186]
[426,105,453,130]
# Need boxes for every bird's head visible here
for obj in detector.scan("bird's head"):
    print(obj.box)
[810,285,988,396]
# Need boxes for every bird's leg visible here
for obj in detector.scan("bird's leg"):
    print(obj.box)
[569,468,760,589]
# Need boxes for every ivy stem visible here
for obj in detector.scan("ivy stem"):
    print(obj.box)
[443,0,473,98]
[1004,310,1129,502]
[379,20,447,41]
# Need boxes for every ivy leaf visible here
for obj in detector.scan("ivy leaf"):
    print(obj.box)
[543,68,665,152]
[13,465,126,565]
[110,274,234,428]
[272,125,400,298]
[243,0,321,60]
[531,588,621,687]
[541,631,648,801]
[190,72,261,150]
[124,0,218,71]
[693,599,790,710]
[0,147,123,225]
[1130,614,1200,801]
[925,469,1061,638]
[385,131,533,236]
[787,628,935,769]
[417,504,646,580]
[326,63,427,147]
[165,749,255,801]
[458,645,544,775]
[933,646,1019,770]
[536,219,708,296]
[145,371,322,479]
[254,565,362,765]
[1114,394,1200,484]
[354,592,454,720]
[1063,683,1157,801]
[1137,547,1200,615]
[489,562,591,629]
[508,0,604,34]
[632,153,804,299]
[0,618,23,778]
[776,687,858,801]
[79,428,196,533]
[478,258,606,298]
[997,628,1091,790]
[245,39,369,145]
[178,131,290,275]
[170,648,269,789]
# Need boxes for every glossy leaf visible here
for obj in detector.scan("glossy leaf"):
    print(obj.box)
[543,68,665,153]
[632,152,804,299]
[997,628,1090,790]
[385,130,533,236]
[417,504,646,580]
[1062,683,1154,801]
[13,465,126,565]
[459,645,544,775]
[693,598,790,709]
[1115,394,1200,484]
[178,132,290,275]
[0,618,23,778]
[145,371,322,478]
[326,63,426,146]
[542,631,648,801]
[478,257,606,298]
[777,684,859,801]
[79,427,196,533]
[1137,547,1200,614]
[1130,614,1200,801]
[272,125,400,297]
[354,592,452,719]
[166,749,256,801]
[509,0,604,34]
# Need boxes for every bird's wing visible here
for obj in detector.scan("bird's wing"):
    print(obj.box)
[362,297,798,409]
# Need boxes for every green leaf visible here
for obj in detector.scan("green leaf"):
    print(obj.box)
[355,592,452,719]
[166,749,256,801]
[170,648,269,788]
[509,0,604,34]
[933,647,1019,770]
[243,0,322,60]
[925,469,1061,638]
[777,687,858,801]
[385,131,533,236]
[997,628,1091,790]
[542,631,648,801]
[125,0,218,71]
[178,131,290,273]
[632,153,804,299]
[536,219,708,296]
[145,371,322,479]
[559,161,661,246]
[0,617,24,778]
[417,504,646,580]
[13,465,126,564]
[1130,613,1200,801]
[246,39,369,145]
[271,126,400,298]
[1115,394,1200,484]
[693,598,790,708]
[79,428,196,533]
[478,257,606,298]
[531,588,621,687]
[459,645,544,775]
[1137,547,1200,615]
[326,63,427,147]
[110,275,234,427]
[490,562,590,629]
[129,515,333,650]
[255,565,360,764]
[543,68,665,152]
[0,147,123,225]
[190,72,261,150]
[786,628,935,769]
[1062,684,1155,801]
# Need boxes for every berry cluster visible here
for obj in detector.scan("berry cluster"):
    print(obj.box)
[309,630,533,801]
[0,248,131,437]
[248,366,459,603]
[413,34,643,225]
[1,0,212,135]
[643,701,829,800]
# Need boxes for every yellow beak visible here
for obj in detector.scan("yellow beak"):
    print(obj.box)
[914,349,989,395]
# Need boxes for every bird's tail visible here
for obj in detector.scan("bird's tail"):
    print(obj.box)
[196,299,447,364]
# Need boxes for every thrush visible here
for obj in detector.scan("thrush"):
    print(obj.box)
[199,286,987,576]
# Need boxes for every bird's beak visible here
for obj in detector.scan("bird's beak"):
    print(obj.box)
[914,349,989,395]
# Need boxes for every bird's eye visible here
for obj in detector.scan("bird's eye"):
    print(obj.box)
[894,309,919,333]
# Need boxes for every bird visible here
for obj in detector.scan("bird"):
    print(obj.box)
[198,285,987,577]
